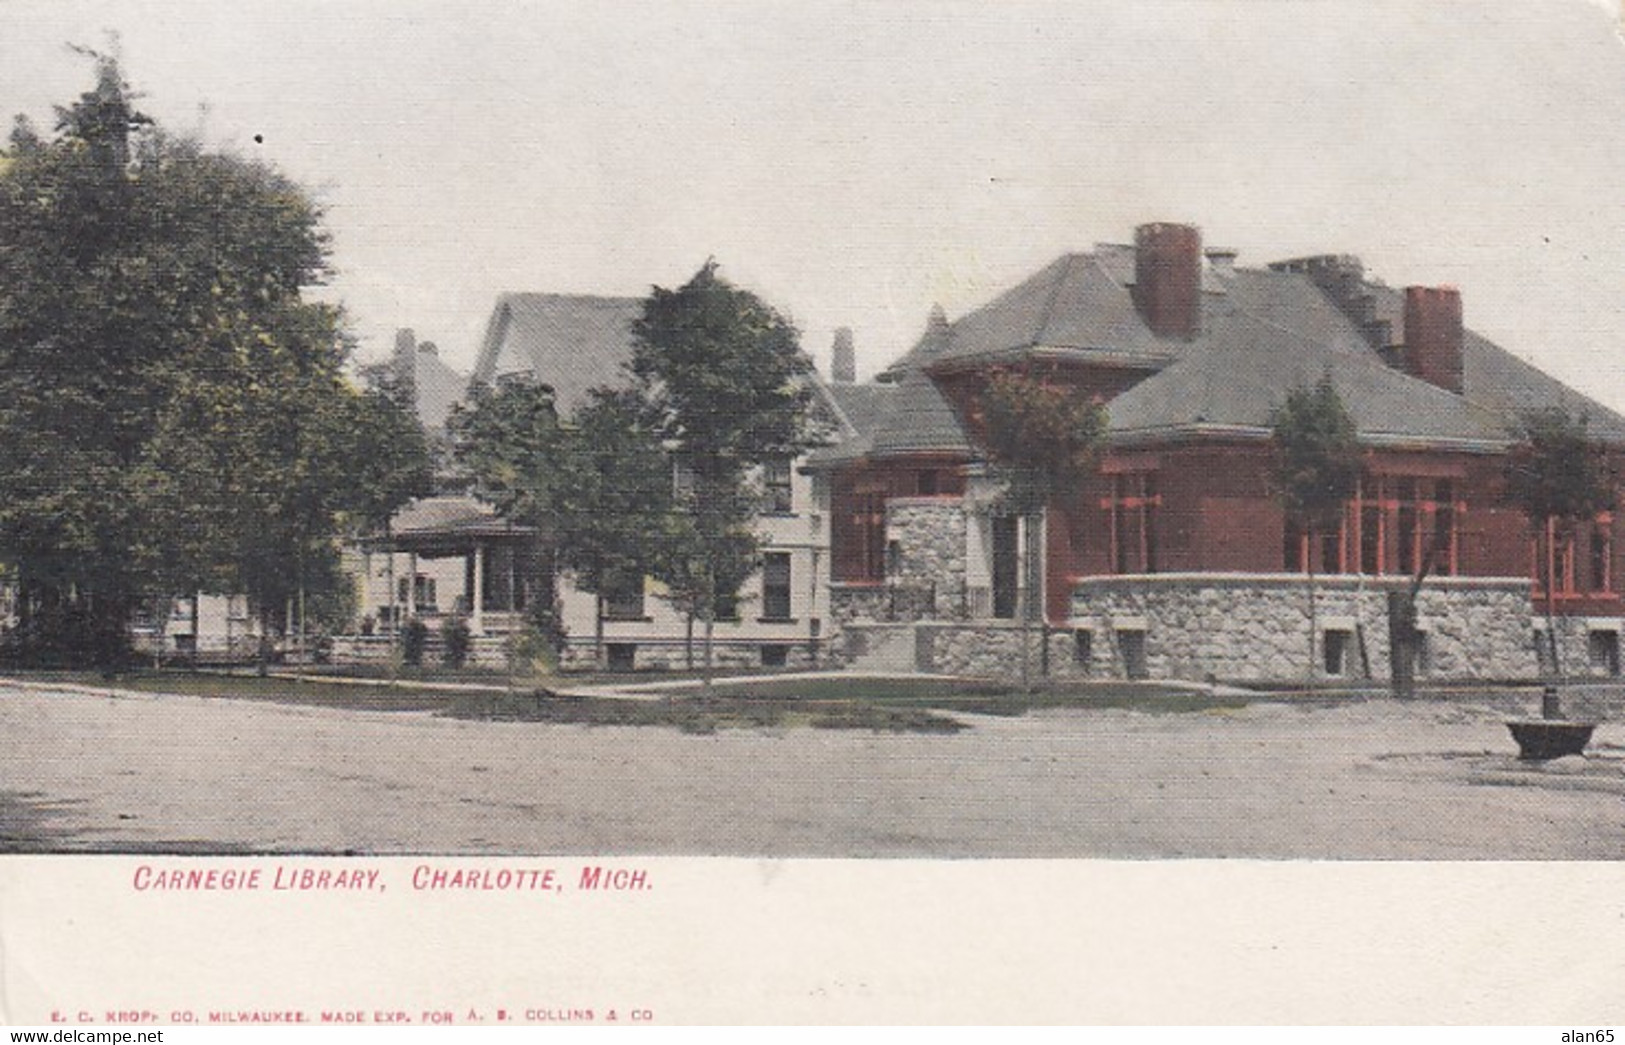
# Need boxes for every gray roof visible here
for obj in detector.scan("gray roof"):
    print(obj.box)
[810,377,974,465]
[469,293,644,417]
[855,243,1625,456]
[1106,312,1508,449]
[1361,283,1625,445]
[407,346,468,431]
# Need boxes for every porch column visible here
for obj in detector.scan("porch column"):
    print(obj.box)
[472,543,486,636]
[407,551,419,619]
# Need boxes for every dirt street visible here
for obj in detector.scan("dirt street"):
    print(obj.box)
[2,682,1622,858]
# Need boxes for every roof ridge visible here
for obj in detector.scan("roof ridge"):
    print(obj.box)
[500,291,643,306]
[1032,252,1082,349]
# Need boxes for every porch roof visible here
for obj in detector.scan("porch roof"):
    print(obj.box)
[373,496,537,554]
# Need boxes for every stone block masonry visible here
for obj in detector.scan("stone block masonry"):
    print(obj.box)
[1070,573,1547,683]
[885,498,967,615]
[558,637,822,672]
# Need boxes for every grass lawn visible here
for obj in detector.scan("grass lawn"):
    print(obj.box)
[0,669,459,712]
[0,668,1367,735]
[301,662,815,688]
[442,690,967,734]
[687,676,1272,716]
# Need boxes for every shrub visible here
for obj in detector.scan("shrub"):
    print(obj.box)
[442,617,471,668]
[400,618,429,667]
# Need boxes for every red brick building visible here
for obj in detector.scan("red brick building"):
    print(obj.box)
[811,224,1625,682]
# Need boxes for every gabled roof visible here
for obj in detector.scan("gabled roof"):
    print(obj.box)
[407,347,468,431]
[469,293,643,417]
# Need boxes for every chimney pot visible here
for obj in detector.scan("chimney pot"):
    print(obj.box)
[1402,285,1464,394]
[831,327,856,384]
[1204,247,1237,276]
[1133,223,1202,340]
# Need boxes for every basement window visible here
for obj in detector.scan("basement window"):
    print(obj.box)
[1323,629,1352,677]
[1117,630,1148,680]
[1073,629,1093,671]
[606,644,637,672]
[1588,630,1619,677]
[760,644,790,668]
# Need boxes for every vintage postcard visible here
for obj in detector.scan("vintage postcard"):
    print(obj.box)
[3,0,1625,1026]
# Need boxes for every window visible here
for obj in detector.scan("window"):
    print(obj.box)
[917,469,939,496]
[714,576,741,622]
[602,572,646,621]
[1536,519,1579,597]
[400,575,436,611]
[1117,630,1148,680]
[1588,630,1620,676]
[761,552,792,621]
[1591,518,1612,593]
[1323,629,1352,677]
[1074,629,1093,671]
[1396,479,1418,575]
[672,459,696,503]
[1107,472,1159,574]
[764,460,793,514]
[760,644,789,668]
[1360,502,1383,575]
[606,643,637,671]
[1344,475,1459,577]
[844,490,887,582]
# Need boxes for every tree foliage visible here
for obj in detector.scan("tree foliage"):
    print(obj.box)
[447,376,571,528]
[1504,408,1615,532]
[1504,407,1616,681]
[629,261,821,676]
[979,368,1108,517]
[0,58,428,665]
[1270,377,1361,534]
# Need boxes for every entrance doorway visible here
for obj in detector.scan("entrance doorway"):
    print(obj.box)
[992,516,1019,620]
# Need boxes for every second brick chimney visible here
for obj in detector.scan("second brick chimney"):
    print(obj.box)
[1402,286,1464,394]
[830,327,856,384]
[1133,222,1202,340]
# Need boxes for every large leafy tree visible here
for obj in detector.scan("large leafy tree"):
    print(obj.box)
[555,388,675,667]
[629,261,819,684]
[979,368,1107,686]
[0,58,423,666]
[1270,378,1361,682]
[449,380,679,668]
[1505,407,1616,681]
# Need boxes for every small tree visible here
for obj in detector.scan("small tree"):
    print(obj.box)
[629,261,819,687]
[1270,378,1361,682]
[554,388,675,669]
[979,368,1107,688]
[1504,408,1615,681]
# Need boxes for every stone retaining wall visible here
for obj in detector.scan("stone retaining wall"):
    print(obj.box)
[330,634,511,669]
[559,637,823,672]
[1069,573,1549,682]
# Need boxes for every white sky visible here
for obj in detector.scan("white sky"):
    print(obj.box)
[7,0,1625,410]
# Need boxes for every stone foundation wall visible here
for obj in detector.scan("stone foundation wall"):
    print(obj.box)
[886,499,967,605]
[1069,573,1548,683]
[1536,615,1625,681]
[331,634,511,669]
[559,637,823,673]
[918,623,1096,679]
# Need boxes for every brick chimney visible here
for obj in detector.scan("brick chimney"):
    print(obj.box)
[1133,223,1202,340]
[1402,286,1464,394]
[830,327,856,384]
